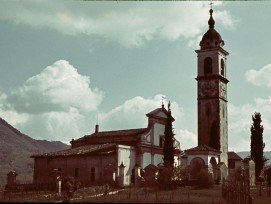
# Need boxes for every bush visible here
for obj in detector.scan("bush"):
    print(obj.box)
[196,169,214,189]
[156,167,176,190]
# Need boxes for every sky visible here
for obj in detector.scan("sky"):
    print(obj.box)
[0,0,271,152]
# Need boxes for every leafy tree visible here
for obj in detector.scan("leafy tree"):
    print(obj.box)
[250,112,265,180]
[163,101,175,168]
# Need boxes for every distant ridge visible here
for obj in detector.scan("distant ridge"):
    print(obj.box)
[0,117,70,187]
[237,151,271,165]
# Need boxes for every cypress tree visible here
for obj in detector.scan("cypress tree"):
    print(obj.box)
[250,112,265,180]
[163,101,175,168]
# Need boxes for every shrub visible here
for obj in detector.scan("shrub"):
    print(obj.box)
[156,167,176,190]
[196,169,214,189]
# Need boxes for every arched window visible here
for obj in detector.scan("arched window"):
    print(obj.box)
[204,57,212,75]
[220,59,225,76]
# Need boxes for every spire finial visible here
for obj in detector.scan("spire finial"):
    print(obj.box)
[168,100,171,112]
[162,96,165,108]
[209,0,213,10]
[208,2,215,29]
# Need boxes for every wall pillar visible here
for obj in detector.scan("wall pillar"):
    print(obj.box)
[118,162,125,188]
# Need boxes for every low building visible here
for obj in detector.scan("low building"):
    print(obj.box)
[228,151,243,177]
[183,145,223,183]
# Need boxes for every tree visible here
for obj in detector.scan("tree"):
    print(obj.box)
[250,112,265,180]
[163,101,175,168]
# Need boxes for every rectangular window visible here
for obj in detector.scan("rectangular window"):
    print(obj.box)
[75,168,79,178]
[159,135,164,147]
[90,167,95,182]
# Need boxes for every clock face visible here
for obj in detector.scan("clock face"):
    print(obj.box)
[198,80,217,97]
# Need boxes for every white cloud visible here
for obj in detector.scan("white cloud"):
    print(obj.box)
[177,129,197,151]
[99,94,184,131]
[0,60,103,141]
[0,1,235,48]
[7,60,103,114]
[245,64,271,88]
[228,99,271,151]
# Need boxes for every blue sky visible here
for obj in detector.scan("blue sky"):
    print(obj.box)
[0,0,271,152]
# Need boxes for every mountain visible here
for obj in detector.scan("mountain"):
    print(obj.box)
[0,117,70,187]
[237,151,271,165]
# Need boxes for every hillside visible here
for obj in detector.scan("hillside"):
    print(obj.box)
[237,151,271,165]
[0,117,70,187]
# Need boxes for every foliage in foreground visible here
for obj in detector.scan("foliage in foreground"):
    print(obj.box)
[196,169,214,189]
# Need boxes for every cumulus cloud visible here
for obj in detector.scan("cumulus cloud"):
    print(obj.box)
[7,60,103,114]
[177,129,197,150]
[0,60,103,141]
[245,64,271,88]
[1,70,187,143]
[0,1,235,48]
[99,94,184,131]
[228,99,271,151]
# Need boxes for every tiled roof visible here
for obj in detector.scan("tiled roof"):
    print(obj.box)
[228,151,243,160]
[31,143,116,158]
[185,145,221,153]
[76,128,148,141]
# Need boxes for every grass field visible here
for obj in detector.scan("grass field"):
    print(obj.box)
[1,184,271,203]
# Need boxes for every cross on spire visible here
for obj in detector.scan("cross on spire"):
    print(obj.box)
[209,0,213,10]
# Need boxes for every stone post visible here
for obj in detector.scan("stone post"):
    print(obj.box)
[134,164,140,187]
[6,171,17,186]
[118,162,125,188]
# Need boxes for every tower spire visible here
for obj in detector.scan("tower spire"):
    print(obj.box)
[208,7,215,29]
[162,96,165,109]
[168,100,171,112]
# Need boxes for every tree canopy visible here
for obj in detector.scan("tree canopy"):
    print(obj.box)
[163,101,175,168]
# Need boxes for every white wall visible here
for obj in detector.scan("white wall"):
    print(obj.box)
[142,152,151,168]
[153,123,165,146]
[187,153,219,166]
[117,145,136,186]
[153,153,163,166]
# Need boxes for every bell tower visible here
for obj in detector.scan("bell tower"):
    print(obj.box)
[195,9,229,167]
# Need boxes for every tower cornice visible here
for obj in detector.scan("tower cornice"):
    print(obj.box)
[195,75,229,84]
[195,47,229,56]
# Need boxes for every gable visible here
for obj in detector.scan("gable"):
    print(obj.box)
[157,111,167,118]
[146,107,174,121]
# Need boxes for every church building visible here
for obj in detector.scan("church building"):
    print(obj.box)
[31,8,252,188]
[31,104,182,187]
